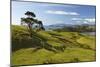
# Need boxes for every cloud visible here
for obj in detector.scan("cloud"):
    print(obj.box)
[72,18,95,22]
[45,10,80,15]
[83,18,95,24]
[83,21,88,24]
[71,18,82,20]
[84,18,95,22]
[71,18,95,24]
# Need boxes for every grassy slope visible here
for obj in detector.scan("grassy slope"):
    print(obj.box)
[11,25,96,66]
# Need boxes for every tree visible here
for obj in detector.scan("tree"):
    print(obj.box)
[21,11,45,37]
[21,11,37,37]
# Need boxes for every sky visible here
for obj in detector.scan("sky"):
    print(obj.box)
[12,1,96,25]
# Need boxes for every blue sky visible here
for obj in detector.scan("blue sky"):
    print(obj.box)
[12,1,96,25]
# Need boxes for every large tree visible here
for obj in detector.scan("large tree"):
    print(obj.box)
[21,11,45,37]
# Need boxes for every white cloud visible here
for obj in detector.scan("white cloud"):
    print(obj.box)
[45,10,79,15]
[83,21,88,24]
[71,18,95,24]
[84,18,95,22]
[72,18,95,23]
[72,18,82,20]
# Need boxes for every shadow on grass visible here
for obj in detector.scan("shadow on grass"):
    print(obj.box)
[12,36,43,52]
[12,36,61,53]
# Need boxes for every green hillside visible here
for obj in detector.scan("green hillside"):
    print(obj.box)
[11,25,96,66]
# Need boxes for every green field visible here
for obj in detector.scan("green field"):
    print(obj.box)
[11,25,96,66]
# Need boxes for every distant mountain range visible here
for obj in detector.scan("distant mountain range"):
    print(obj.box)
[44,23,95,30]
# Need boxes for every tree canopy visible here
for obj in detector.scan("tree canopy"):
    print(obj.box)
[21,11,45,37]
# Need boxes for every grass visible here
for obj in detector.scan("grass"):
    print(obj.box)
[11,25,96,66]
[12,48,95,66]
[77,36,96,50]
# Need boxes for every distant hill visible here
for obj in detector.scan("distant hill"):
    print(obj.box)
[44,23,95,31]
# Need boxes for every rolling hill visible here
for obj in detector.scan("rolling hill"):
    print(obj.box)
[11,25,96,66]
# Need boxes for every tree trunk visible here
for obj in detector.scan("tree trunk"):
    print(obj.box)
[28,24,33,38]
